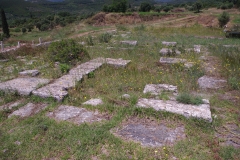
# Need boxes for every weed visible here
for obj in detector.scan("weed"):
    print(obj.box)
[47,39,90,65]
[116,25,128,31]
[176,93,203,105]
[98,33,112,43]
[228,77,240,90]
[59,63,71,74]
[88,72,95,78]
[86,35,94,46]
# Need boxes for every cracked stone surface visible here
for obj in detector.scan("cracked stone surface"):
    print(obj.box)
[184,62,195,68]
[137,98,212,122]
[83,98,103,106]
[106,58,131,67]
[0,100,24,110]
[162,41,177,46]
[121,41,137,46]
[0,78,50,95]
[46,105,105,125]
[198,76,227,89]
[19,70,39,77]
[8,103,48,118]
[160,48,181,55]
[143,84,178,95]
[114,118,185,147]
[159,57,187,64]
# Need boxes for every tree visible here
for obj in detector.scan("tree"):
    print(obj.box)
[1,9,10,38]
[139,2,152,12]
[218,11,230,28]
[194,1,203,13]
[22,27,27,33]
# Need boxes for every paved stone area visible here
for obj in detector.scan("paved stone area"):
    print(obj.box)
[159,57,187,64]
[143,84,178,95]
[83,98,103,106]
[121,41,137,46]
[137,98,212,122]
[0,78,50,95]
[162,41,177,46]
[46,105,105,125]
[198,76,227,89]
[114,118,185,147]
[8,103,48,118]
[19,70,39,77]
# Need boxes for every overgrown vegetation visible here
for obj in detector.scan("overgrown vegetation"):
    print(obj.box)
[47,39,90,65]
[176,93,204,105]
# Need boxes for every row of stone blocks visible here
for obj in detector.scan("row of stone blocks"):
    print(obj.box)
[0,58,131,101]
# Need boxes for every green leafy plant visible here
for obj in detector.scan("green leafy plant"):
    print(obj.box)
[59,63,70,74]
[176,93,203,105]
[228,77,240,90]
[98,33,112,43]
[86,35,94,46]
[48,39,90,65]
[88,72,95,78]
[218,11,230,28]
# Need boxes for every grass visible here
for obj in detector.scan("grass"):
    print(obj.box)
[176,93,203,105]
[1,10,240,160]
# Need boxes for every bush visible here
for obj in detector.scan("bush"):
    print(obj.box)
[59,63,70,74]
[22,27,27,33]
[218,11,230,28]
[86,35,94,46]
[98,33,112,43]
[176,93,203,105]
[48,39,90,65]
[14,28,21,32]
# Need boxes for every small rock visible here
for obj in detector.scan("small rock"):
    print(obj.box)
[198,76,227,89]
[121,41,137,46]
[106,58,131,68]
[83,98,103,106]
[194,45,201,53]
[159,57,187,64]
[14,141,21,145]
[121,94,130,99]
[184,62,195,68]
[160,48,181,55]
[202,99,210,104]
[143,84,178,95]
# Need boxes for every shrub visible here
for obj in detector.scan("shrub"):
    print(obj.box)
[48,39,90,65]
[86,35,94,46]
[98,33,112,43]
[14,28,21,32]
[59,63,70,74]
[22,27,27,33]
[218,11,230,28]
[176,93,203,105]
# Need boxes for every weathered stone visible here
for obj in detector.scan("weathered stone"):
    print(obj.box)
[19,70,39,77]
[184,62,195,68]
[114,119,185,147]
[32,84,68,101]
[0,59,9,62]
[0,100,24,110]
[83,98,103,106]
[162,41,177,46]
[8,103,48,118]
[198,76,227,89]
[160,48,181,55]
[137,98,212,122]
[159,57,187,64]
[121,41,137,46]
[106,58,131,67]
[194,45,201,53]
[143,84,178,95]
[46,105,105,125]
[0,78,50,95]
[121,94,131,99]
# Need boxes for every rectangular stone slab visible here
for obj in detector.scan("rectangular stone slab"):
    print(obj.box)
[0,78,50,95]
[137,98,212,122]
[8,103,48,118]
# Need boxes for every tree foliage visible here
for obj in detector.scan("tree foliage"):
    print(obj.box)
[1,9,10,38]
[194,1,203,13]
[139,2,152,12]
[102,0,127,13]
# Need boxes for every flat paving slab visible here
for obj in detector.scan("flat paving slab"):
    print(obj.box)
[114,118,185,147]
[46,105,106,125]
[143,84,178,95]
[159,57,187,64]
[0,100,24,110]
[8,103,48,118]
[160,48,181,55]
[162,41,177,46]
[198,76,227,89]
[83,98,103,106]
[0,78,50,95]
[137,98,212,122]
[19,70,39,77]
[106,58,131,67]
